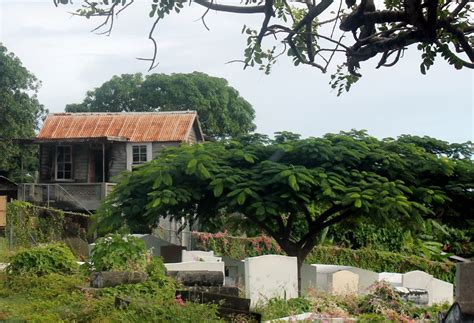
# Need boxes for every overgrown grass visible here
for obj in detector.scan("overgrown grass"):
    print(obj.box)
[0,237,11,263]
[0,272,222,322]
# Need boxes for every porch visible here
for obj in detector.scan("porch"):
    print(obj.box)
[18,182,116,213]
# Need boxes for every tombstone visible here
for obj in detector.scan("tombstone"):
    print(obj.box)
[164,261,225,282]
[345,267,379,295]
[431,278,454,305]
[244,255,298,307]
[160,245,187,263]
[456,262,474,315]
[302,264,358,295]
[131,234,171,257]
[222,256,245,288]
[379,272,403,287]
[301,264,318,295]
[182,250,222,262]
[403,270,453,305]
[394,287,429,305]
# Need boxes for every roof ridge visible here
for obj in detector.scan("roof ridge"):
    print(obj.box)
[50,111,197,116]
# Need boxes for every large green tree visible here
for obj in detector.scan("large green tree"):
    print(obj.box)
[57,0,473,93]
[66,72,256,138]
[0,44,46,181]
[98,130,473,291]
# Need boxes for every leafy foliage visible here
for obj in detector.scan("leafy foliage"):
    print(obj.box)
[65,72,256,138]
[5,201,86,249]
[257,283,449,321]
[0,44,46,181]
[6,243,78,276]
[89,233,148,272]
[0,271,220,322]
[98,130,472,283]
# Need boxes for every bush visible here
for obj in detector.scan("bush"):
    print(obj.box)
[6,243,78,276]
[89,233,148,272]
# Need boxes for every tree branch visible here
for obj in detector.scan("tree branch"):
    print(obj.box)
[193,0,265,14]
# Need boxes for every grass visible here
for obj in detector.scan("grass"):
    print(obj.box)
[0,237,11,263]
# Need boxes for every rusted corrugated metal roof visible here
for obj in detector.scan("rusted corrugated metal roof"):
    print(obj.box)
[37,111,200,142]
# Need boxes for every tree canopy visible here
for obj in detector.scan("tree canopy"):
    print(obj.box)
[97,130,473,290]
[0,44,46,181]
[66,72,256,138]
[56,0,473,94]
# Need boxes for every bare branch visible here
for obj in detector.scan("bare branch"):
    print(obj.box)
[193,0,265,14]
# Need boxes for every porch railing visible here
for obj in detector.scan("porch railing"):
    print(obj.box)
[18,183,116,213]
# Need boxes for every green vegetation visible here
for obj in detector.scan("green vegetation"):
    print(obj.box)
[0,237,10,263]
[6,243,78,276]
[66,72,256,138]
[98,131,472,292]
[89,233,148,272]
[258,281,450,321]
[0,44,46,181]
[193,232,456,283]
[6,201,69,249]
[0,239,220,322]
[0,272,221,322]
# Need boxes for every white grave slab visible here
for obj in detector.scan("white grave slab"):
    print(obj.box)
[379,272,403,287]
[403,271,453,305]
[301,264,358,295]
[245,255,298,307]
[222,256,245,287]
[181,250,222,262]
[164,261,225,283]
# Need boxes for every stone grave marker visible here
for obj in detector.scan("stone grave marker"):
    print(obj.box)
[456,262,474,315]
[222,256,245,288]
[302,264,359,295]
[165,261,225,282]
[182,250,222,262]
[244,255,298,307]
[131,234,170,257]
[378,272,403,287]
[160,245,187,263]
[403,270,453,305]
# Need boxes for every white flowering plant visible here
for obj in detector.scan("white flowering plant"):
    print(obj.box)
[89,233,148,272]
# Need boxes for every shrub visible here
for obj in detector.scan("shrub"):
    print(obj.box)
[89,233,147,272]
[6,243,78,276]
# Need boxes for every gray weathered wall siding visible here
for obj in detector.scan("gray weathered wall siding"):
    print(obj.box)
[109,143,127,180]
[73,144,89,183]
[151,142,180,159]
[39,144,55,182]
[188,125,198,143]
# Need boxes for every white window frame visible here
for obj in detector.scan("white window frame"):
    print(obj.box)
[55,145,73,181]
[126,143,152,170]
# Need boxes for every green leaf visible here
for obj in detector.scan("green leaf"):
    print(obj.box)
[213,182,224,197]
[354,199,362,208]
[237,191,246,205]
[288,174,299,191]
[186,159,198,174]
[198,163,211,179]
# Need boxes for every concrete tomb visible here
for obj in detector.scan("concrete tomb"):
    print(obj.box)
[402,270,453,305]
[456,262,474,315]
[301,264,359,295]
[244,255,298,307]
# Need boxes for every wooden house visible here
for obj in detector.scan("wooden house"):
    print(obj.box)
[18,111,204,212]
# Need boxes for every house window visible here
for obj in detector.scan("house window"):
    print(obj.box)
[56,146,72,180]
[132,145,148,165]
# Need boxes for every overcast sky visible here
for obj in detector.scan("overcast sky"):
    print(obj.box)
[1,0,473,143]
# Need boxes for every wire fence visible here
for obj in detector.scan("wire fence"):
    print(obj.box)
[2,201,90,259]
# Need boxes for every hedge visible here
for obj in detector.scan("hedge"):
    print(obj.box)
[192,231,455,283]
